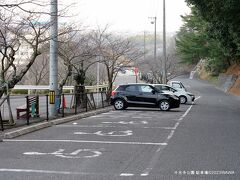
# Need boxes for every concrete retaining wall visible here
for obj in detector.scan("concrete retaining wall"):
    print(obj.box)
[218,74,238,92]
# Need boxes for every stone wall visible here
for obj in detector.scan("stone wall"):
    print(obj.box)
[218,74,238,92]
[228,76,240,96]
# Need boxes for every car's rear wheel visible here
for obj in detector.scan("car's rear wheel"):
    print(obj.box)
[113,99,126,110]
[179,96,187,104]
[159,100,170,111]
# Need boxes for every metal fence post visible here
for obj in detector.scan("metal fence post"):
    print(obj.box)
[0,110,4,131]
[36,95,39,117]
[62,94,65,117]
[46,95,49,121]
[85,93,88,112]
[74,93,77,115]
[26,96,30,125]
[101,92,104,108]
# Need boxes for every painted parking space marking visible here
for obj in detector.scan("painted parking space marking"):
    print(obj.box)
[173,122,180,129]
[120,173,134,176]
[101,121,148,125]
[195,96,201,100]
[131,117,153,119]
[0,168,112,176]
[23,148,103,159]
[74,130,133,136]
[1,103,197,178]
[89,115,128,118]
[140,146,166,177]
[139,105,194,177]
[164,130,175,143]
[4,139,167,146]
[0,168,136,177]
[64,117,181,127]
[57,124,176,130]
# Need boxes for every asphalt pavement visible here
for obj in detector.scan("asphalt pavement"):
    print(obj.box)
[0,77,240,180]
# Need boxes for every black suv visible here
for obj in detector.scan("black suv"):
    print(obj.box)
[110,84,180,111]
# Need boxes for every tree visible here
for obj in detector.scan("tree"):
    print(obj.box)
[23,53,49,86]
[58,31,98,95]
[0,12,51,96]
[185,0,240,62]
[93,28,142,99]
[137,34,186,83]
[0,4,50,124]
[0,0,73,96]
[57,30,99,108]
[176,7,231,75]
[0,2,72,123]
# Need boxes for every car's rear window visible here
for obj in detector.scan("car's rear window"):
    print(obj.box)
[115,85,126,91]
[172,82,181,88]
[154,85,162,91]
[125,85,138,92]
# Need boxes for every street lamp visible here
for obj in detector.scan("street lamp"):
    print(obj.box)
[148,17,157,63]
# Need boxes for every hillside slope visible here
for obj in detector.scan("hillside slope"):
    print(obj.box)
[226,64,240,96]
[197,63,240,96]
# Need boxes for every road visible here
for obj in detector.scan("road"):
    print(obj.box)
[0,77,239,179]
[114,74,137,86]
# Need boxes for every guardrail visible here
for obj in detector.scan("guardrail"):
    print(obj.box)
[0,91,110,131]
[13,84,109,94]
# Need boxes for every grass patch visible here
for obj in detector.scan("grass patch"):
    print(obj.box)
[208,75,219,86]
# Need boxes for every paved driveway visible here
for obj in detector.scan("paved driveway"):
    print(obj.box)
[0,104,192,180]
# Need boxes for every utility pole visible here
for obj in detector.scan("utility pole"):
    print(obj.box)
[162,0,167,83]
[49,0,58,117]
[96,57,100,107]
[144,31,146,62]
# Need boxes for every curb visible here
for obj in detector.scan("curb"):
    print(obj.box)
[4,122,51,139]
[3,106,113,139]
[51,107,113,125]
[0,132,3,142]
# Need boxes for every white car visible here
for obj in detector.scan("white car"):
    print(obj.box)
[167,81,187,91]
[167,81,195,104]
[152,83,195,104]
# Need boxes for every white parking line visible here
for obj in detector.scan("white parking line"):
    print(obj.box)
[164,130,175,143]
[0,168,136,177]
[140,146,165,177]
[0,168,121,177]
[164,105,193,144]
[194,96,201,101]
[4,139,167,146]
[173,122,180,129]
[140,105,194,176]
[56,124,176,130]
[74,130,133,137]
[131,117,153,119]
[3,103,198,178]
[120,173,134,176]
[0,168,89,175]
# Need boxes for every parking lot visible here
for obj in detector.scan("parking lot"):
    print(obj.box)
[0,103,193,179]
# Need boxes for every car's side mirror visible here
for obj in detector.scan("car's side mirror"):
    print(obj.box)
[152,90,156,94]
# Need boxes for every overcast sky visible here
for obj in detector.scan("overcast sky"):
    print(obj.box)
[63,0,190,33]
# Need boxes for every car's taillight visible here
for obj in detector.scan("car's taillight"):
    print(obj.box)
[111,91,117,96]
